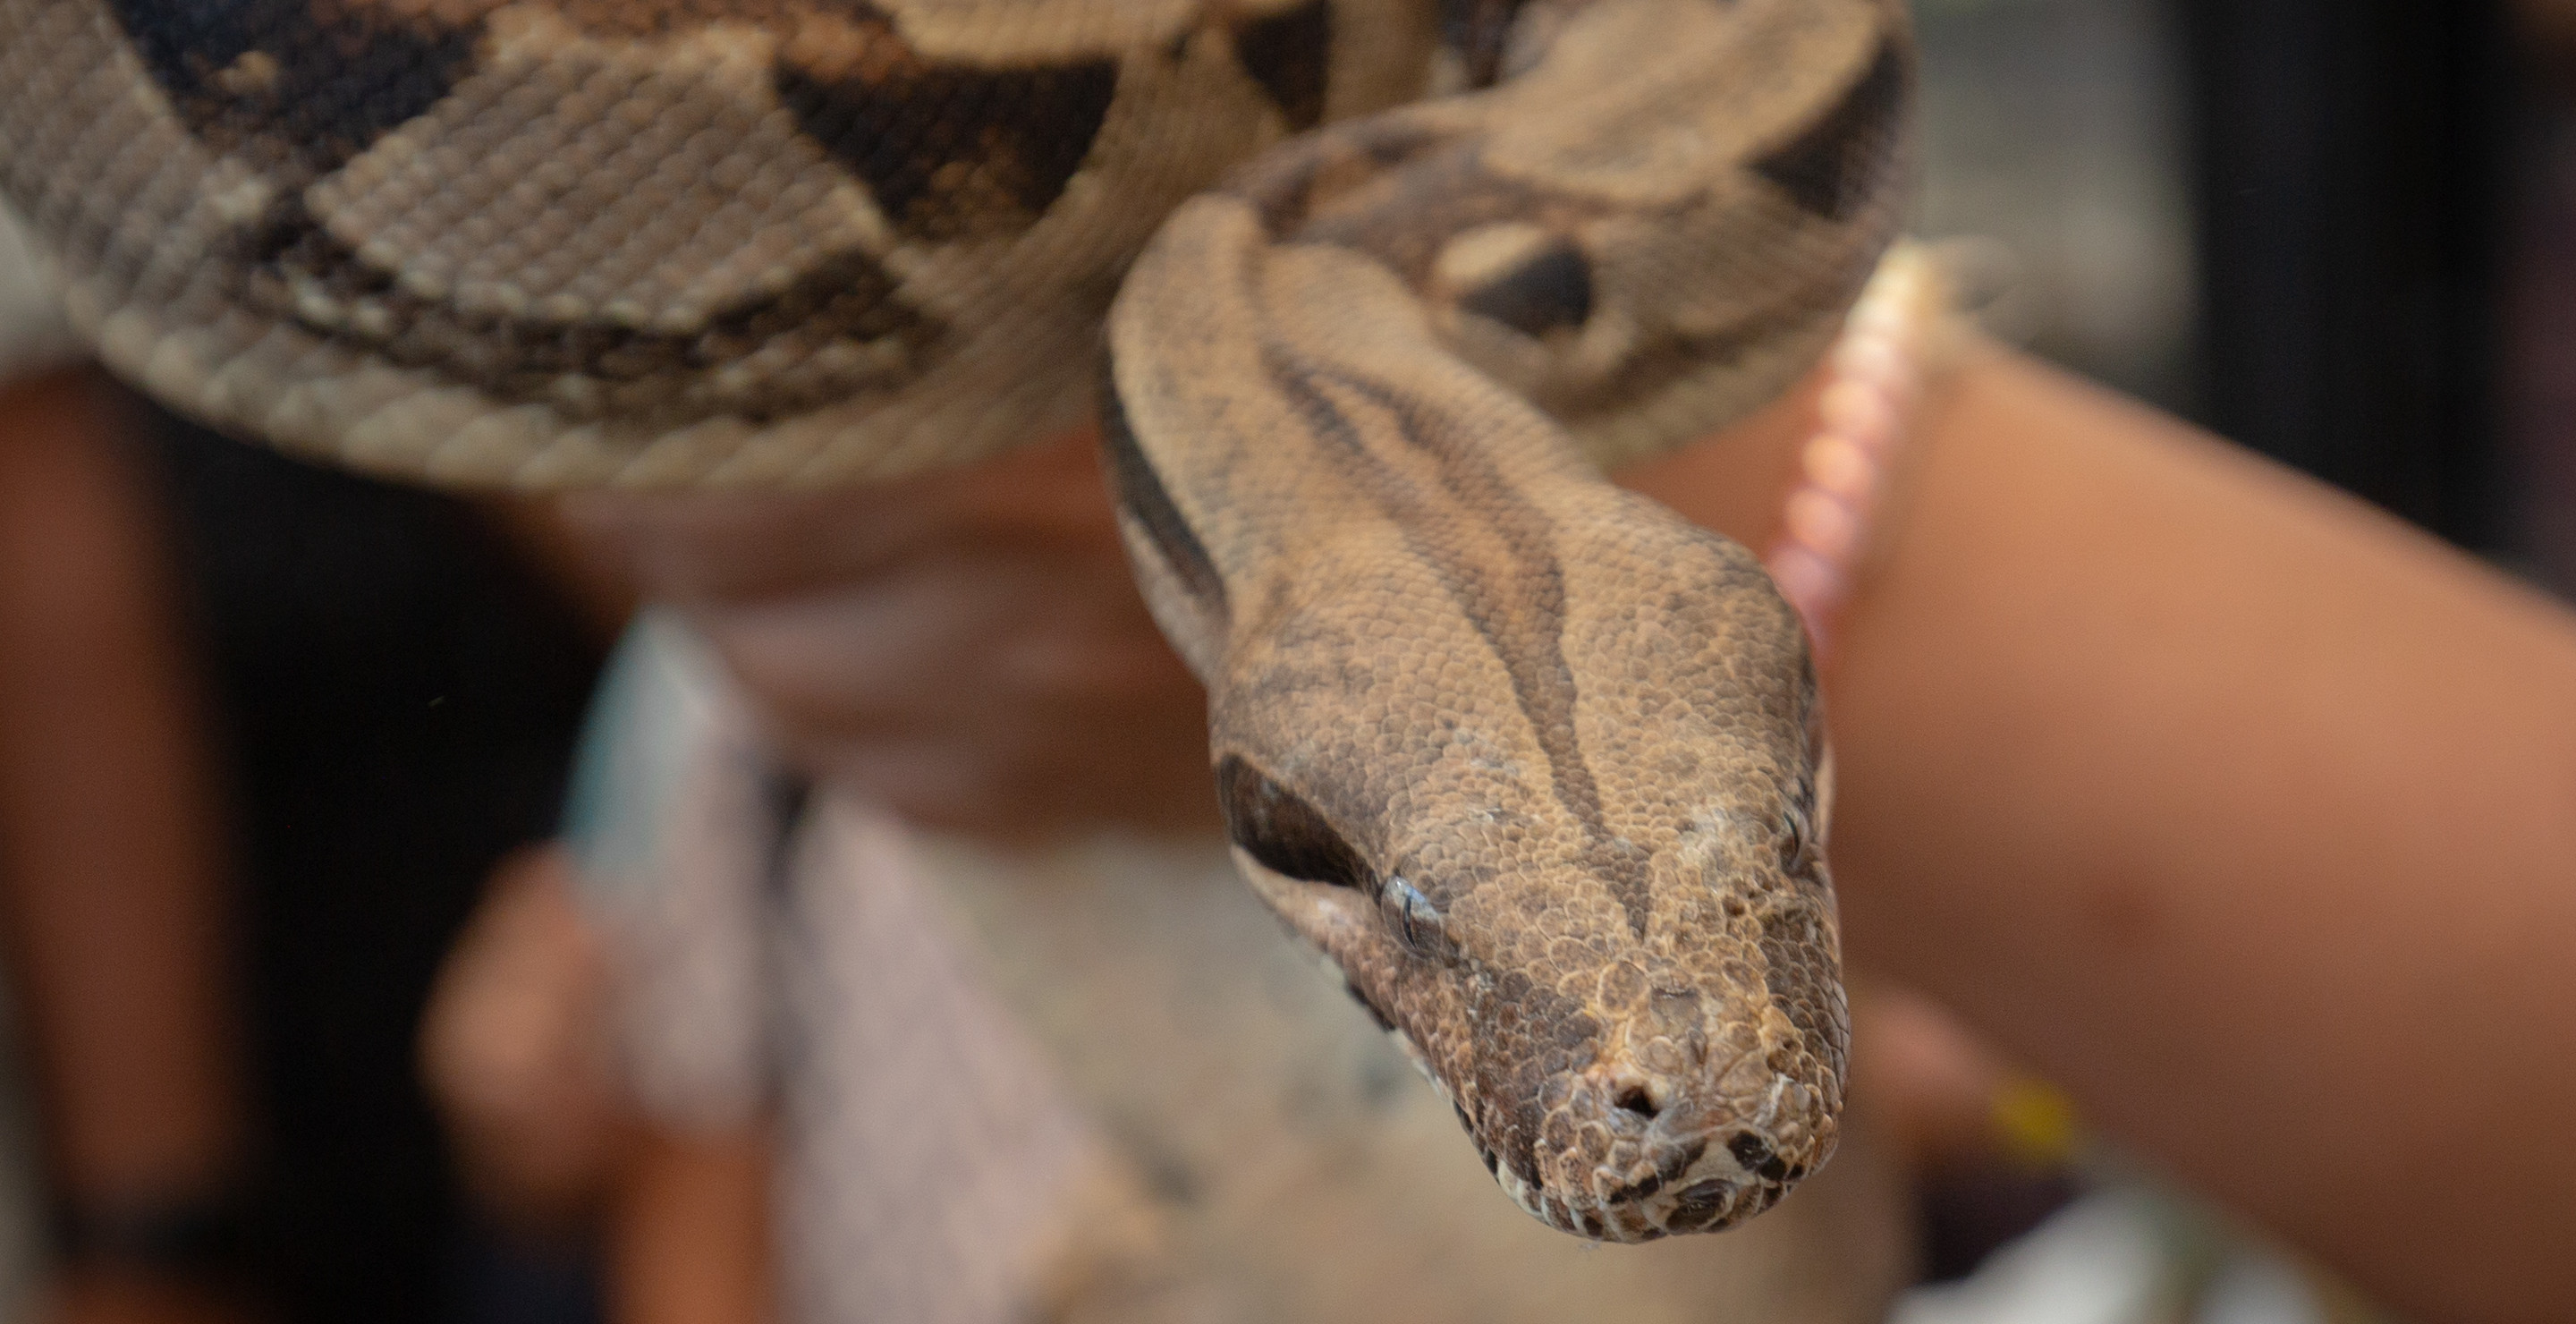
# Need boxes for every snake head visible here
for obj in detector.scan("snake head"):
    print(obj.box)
[1206,507,1847,1243]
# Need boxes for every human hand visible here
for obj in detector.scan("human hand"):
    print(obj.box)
[419,844,634,1237]
[560,429,1216,841]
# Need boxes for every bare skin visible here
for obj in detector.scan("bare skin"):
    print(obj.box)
[607,1124,773,1324]
[421,861,771,1324]
[0,369,250,1324]
[419,844,635,1238]
[559,432,1216,840]
[1642,347,2576,1324]
[559,344,2576,1323]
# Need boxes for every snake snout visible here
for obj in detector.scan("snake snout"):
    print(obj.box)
[1521,1048,1832,1242]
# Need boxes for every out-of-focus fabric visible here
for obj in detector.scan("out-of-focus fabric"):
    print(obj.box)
[564,617,1919,1324]
[565,615,1138,1324]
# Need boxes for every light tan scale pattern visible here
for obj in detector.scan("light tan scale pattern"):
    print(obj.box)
[0,0,1911,1243]
[0,0,1436,483]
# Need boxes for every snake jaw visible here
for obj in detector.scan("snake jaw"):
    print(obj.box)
[1233,824,1845,1243]
[1215,718,1850,1241]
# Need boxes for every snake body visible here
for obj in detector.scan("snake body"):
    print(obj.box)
[0,0,1911,1241]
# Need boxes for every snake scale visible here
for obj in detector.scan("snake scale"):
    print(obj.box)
[0,0,1911,1242]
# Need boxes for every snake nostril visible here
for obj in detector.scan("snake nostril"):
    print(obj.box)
[1614,1085,1660,1119]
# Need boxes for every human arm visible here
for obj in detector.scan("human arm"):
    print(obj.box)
[1632,346,2576,1324]
[0,369,251,1321]
[419,844,634,1239]
[421,836,770,1324]
[603,1124,773,1324]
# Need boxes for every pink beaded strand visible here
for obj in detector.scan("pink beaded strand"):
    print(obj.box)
[1765,243,1946,660]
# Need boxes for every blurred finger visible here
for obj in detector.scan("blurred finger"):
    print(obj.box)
[696,547,1185,734]
[555,425,1113,602]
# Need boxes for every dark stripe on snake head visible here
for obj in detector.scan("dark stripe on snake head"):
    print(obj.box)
[105,0,478,174]
[1261,351,1657,938]
[1750,34,1908,222]
[776,13,1118,241]
[1233,0,1333,132]
[1097,353,1230,619]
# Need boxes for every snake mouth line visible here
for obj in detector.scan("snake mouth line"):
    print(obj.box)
[1477,1094,1818,1242]
[1501,1152,1792,1242]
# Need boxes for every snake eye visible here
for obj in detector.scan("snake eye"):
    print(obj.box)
[1216,755,1373,889]
[1777,802,1811,872]
[1381,876,1453,958]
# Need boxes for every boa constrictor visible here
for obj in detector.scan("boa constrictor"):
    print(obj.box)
[0,0,1911,1242]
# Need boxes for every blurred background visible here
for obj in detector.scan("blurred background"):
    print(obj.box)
[1915,0,2576,601]
[0,0,2569,1320]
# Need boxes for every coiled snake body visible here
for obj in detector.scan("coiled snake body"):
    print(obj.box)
[0,0,1911,1241]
